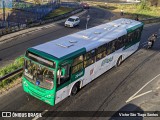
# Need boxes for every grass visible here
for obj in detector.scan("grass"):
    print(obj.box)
[25,0,49,4]
[0,56,24,91]
[0,56,24,78]
[0,8,12,13]
[44,7,74,20]
[87,1,160,19]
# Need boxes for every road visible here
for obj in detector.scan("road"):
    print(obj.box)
[0,7,160,120]
[0,7,113,68]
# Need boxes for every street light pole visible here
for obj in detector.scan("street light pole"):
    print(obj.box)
[2,0,5,21]
[86,15,90,30]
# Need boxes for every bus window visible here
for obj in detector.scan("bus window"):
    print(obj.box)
[57,64,71,86]
[135,29,141,39]
[115,37,124,50]
[84,50,95,67]
[127,33,133,43]
[72,55,83,66]
[96,45,107,61]
[122,35,127,44]
[72,62,83,74]
[24,60,54,90]
[107,41,115,54]
[72,55,84,74]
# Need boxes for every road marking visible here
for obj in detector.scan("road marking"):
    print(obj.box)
[32,109,48,120]
[126,73,160,103]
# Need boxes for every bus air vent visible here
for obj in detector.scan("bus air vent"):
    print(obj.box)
[69,40,77,43]
[114,24,120,27]
[82,35,89,39]
[56,42,74,48]
[94,31,101,34]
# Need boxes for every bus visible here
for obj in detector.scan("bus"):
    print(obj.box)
[22,18,143,106]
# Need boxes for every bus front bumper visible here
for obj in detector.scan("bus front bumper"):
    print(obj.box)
[22,77,55,106]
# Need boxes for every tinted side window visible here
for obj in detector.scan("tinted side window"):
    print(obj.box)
[84,50,95,68]
[106,41,115,55]
[96,44,107,61]
[115,37,125,50]
[72,55,84,74]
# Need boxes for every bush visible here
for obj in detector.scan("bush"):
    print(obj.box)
[0,56,24,89]
[0,56,24,78]
[138,0,151,10]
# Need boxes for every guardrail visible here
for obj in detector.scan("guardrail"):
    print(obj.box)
[27,8,83,27]
[0,68,23,82]
[0,8,83,37]
[141,17,160,24]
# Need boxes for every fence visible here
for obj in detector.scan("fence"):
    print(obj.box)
[61,2,81,8]
[141,17,160,24]
[0,8,83,36]
[0,68,23,82]
[13,2,59,17]
[0,2,82,32]
[0,1,60,28]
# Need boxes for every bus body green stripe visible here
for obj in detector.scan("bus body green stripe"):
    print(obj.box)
[127,23,144,33]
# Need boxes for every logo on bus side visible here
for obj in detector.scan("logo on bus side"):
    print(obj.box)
[101,56,113,66]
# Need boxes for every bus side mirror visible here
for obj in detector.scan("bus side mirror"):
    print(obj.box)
[61,68,66,77]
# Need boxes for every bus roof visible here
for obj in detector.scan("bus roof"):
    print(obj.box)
[31,18,143,60]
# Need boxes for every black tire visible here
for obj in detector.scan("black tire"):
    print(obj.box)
[116,56,122,67]
[71,83,79,96]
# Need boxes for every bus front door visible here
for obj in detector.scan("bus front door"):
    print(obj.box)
[55,64,71,104]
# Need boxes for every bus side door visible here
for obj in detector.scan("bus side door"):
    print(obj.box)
[55,64,71,104]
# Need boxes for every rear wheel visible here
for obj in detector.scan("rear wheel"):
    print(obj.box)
[116,56,122,67]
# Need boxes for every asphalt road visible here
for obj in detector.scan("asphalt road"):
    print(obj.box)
[0,7,113,68]
[0,7,160,120]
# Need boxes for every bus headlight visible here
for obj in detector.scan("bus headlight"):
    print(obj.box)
[45,94,53,98]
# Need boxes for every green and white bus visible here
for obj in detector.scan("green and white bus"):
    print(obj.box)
[22,18,143,106]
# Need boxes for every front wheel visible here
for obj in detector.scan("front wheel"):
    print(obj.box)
[71,83,79,96]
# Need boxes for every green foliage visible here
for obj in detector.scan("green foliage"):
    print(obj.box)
[0,56,24,78]
[93,1,160,18]
[0,73,22,88]
[0,56,24,89]
[44,7,73,20]
[138,0,151,10]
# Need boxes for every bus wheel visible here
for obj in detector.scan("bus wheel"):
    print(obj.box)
[116,56,122,67]
[71,83,79,96]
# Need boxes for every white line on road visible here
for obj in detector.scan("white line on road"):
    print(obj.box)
[126,90,152,103]
[32,109,48,120]
[126,73,160,103]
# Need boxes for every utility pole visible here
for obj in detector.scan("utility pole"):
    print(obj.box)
[2,0,5,21]
[86,14,90,30]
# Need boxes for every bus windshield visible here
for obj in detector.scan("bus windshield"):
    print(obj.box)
[24,59,54,90]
